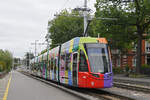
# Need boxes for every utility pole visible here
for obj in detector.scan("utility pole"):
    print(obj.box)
[74,0,90,36]
[35,40,38,57]
[55,0,117,37]
[54,0,90,36]
[29,48,31,71]
[83,0,88,36]
[31,40,38,64]
[31,40,39,57]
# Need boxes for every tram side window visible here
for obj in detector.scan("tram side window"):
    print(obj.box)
[44,60,46,68]
[40,62,42,72]
[66,53,71,71]
[54,59,57,71]
[48,60,51,71]
[39,63,40,70]
[51,58,53,70]
[61,55,66,70]
[37,63,39,70]
[79,50,88,72]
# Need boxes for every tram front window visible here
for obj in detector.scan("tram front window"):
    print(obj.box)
[86,43,110,74]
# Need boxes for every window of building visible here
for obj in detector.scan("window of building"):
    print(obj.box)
[147,55,150,65]
[132,57,136,67]
[116,56,121,67]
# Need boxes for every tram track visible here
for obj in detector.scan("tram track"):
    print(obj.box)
[20,71,134,100]
[114,78,150,87]
[113,81,150,93]
[70,88,134,100]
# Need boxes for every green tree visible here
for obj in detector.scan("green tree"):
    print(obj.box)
[95,0,150,73]
[93,0,136,51]
[48,10,84,48]
[0,49,13,72]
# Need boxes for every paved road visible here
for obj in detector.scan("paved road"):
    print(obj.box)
[7,71,82,100]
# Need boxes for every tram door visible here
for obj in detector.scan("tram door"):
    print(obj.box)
[72,53,78,86]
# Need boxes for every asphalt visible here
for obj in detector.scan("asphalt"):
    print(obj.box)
[7,71,83,100]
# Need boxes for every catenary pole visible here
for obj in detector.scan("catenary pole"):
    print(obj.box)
[83,0,88,36]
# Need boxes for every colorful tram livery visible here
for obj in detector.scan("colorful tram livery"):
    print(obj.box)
[30,37,113,88]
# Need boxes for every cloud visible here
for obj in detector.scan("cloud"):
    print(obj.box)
[0,0,95,58]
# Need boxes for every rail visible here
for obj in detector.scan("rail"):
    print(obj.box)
[113,82,150,93]
[114,78,150,87]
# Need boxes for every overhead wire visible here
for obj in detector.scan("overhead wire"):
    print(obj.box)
[60,0,70,10]
[58,0,83,13]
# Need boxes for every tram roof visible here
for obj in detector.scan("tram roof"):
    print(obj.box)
[38,37,108,56]
[62,37,108,47]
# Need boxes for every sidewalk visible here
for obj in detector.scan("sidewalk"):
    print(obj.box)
[0,71,8,79]
[0,73,11,100]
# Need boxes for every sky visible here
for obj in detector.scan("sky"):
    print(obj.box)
[0,0,96,58]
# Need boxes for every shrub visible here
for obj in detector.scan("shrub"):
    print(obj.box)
[113,67,123,74]
[0,50,13,72]
[129,74,147,78]
[141,64,150,75]
[124,65,130,72]
[124,64,134,72]
[0,65,2,72]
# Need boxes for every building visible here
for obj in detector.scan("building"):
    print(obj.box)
[111,40,150,68]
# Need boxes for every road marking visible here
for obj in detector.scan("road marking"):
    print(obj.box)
[2,74,11,100]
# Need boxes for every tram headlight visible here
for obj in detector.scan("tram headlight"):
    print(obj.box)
[83,76,86,79]
[91,81,94,86]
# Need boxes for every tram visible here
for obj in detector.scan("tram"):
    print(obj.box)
[30,37,113,88]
